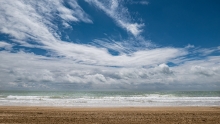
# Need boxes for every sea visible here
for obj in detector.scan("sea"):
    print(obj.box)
[0,91,219,107]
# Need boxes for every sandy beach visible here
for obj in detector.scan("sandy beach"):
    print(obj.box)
[0,106,219,124]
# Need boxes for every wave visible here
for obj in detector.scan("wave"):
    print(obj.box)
[0,91,219,107]
[6,95,50,100]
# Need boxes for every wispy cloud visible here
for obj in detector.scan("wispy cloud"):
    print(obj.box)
[196,47,219,56]
[0,0,181,67]
[139,1,149,5]
[0,41,13,50]
[0,0,92,44]
[128,0,149,5]
[85,0,144,37]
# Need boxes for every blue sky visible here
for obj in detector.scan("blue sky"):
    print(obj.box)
[0,0,220,91]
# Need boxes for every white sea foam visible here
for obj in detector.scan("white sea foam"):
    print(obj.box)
[0,94,219,107]
[6,95,50,100]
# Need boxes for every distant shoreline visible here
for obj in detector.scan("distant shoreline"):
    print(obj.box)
[0,105,220,109]
[0,105,220,108]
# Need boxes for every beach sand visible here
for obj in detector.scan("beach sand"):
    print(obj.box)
[0,106,220,124]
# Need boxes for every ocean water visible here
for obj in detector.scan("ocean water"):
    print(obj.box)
[0,91,219,107]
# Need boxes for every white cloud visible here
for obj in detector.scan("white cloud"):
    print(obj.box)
[0,0,156,68]
[0,41,13,50]
[85,0,144,37]
[93,37,152,54]
[26,0,93,23]
[0,0,153,68]
[45,40,185,67]
[0,0,57,45]
[120,22,144,36]
[129,1,149,5]
[0,51,220,90]
[68,0,93,23]
[139,1,149,5]
[58,5,79,21]
[185,44,195,49]
[158,63,173,74]
[191,65,215,77]
[196,48,218,56]
[0,0,92,44]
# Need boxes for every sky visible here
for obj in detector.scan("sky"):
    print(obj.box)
[0,0,220,91]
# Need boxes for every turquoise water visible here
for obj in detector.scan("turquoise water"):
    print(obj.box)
[0,91,219,107]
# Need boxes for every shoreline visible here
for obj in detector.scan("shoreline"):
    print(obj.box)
[1,106,220,111]
[1,106,220,123]
[0,105,220,108]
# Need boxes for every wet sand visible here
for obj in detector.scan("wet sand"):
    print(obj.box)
[0,106,220,124]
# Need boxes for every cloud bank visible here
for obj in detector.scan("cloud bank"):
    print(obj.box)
[1,51,219,90]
